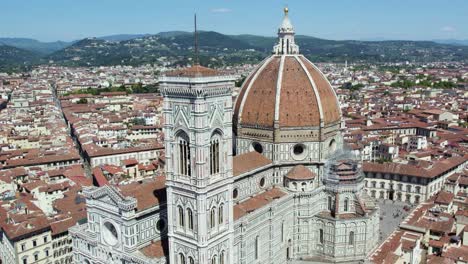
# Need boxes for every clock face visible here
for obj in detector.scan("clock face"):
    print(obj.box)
[102,221,119,246]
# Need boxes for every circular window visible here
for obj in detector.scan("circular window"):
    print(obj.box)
[156,219,166,232]
[252,142,263,154]
[233,188,238,199]
[102,222,119,246]
[259,177,265,188]
[291,144,307,160]
[293,144,304,155]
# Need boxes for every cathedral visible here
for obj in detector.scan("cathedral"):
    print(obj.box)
[71,8,380,264]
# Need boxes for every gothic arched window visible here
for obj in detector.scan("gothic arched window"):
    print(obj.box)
[319,229,324,244]
[327,196,333,211]
[344,198,349,212]
[188,257,194,264]
[349,231,355,245]
[218,204,224,225]
[177,131,191,176]
[179,253,186,264]
[210,133,221,175]
[187,208,193,230]
[211,255,217,264]
[178,206,184,227]
[219,251,225,264]
[210,207,216,228]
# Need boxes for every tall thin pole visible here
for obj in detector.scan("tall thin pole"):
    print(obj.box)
[194,13,199,65]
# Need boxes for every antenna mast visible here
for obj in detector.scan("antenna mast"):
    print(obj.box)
[194,13,199,65]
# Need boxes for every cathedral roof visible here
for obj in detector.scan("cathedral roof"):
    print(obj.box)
[119,177,166,212]
[233,151,272,176]
[285,165,316,180]
[140,240,168,259]
[234,187,287,220]
[234,55,341,129]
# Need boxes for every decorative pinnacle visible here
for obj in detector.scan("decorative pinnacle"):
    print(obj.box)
[284,7,289,15]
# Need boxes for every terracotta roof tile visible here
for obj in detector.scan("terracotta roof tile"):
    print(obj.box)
[233,152,272,177]
[119,177,166,212]
[140,240,168,259]
[285,165,316,180]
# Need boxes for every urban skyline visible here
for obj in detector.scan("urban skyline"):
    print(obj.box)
[0,4,467,264]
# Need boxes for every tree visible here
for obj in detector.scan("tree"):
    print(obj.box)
[132,118,146,126]
[77,98,88,104]
[235,76,247,87]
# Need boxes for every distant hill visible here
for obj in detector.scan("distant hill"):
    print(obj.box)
[2,32,468,71]
[432,39,468,46]
[0,44,41,72]
[0,38,72,54]
[46,32,265,67]
[46,32,468,67]
[97,34,151,42]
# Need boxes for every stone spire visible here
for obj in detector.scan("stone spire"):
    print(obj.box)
[273,7,299,55]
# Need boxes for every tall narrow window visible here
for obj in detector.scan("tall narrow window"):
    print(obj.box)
[177,132,191,176]
[210,207,216,228]
[218,204,224,225]
[327,196,332,211]
[255,236,259,259]
[188,257,194,264]
[179,253,186,264]
[344,198,349,212]
[178,206,184,227]
[349,231,355,245]
[211,256,217,264]
[187,208,193,230]
[281,222,284,242]
[319,229,324,244]
[210,135,220,175]
[219,251,225,264]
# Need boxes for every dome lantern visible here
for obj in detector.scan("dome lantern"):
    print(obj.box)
[273,7,299,55]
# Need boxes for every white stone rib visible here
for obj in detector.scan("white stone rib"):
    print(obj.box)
[273,55,286,122]
[295,55,324,123]
[238,56,275,123]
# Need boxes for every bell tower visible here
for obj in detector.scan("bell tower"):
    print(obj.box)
[161,64,236,264]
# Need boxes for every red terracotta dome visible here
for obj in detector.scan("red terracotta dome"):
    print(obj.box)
[234,55,341,130]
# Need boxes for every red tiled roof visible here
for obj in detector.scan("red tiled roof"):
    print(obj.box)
[233,188,287,220]
[363,156,467,179]
[92,167,108,187]
[233,152,272,177]
[140,240,168,259]
[285,165,316,180]
[119,177,166,212]
[435,191,455,205]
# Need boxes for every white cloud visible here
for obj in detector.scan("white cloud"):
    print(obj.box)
[210,8,232,13]
[441,26,456,32]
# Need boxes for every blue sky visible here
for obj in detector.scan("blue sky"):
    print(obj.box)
[1,0,467,42]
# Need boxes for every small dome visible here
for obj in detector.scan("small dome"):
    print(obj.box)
[234,55,341,129]
[285,165,316,180]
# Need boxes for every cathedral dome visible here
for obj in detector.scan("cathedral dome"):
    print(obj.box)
[233,54,341,129]
[233,8,341,132]
[233,8,342,164]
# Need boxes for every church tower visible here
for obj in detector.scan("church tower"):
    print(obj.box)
[160,65,236,264]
